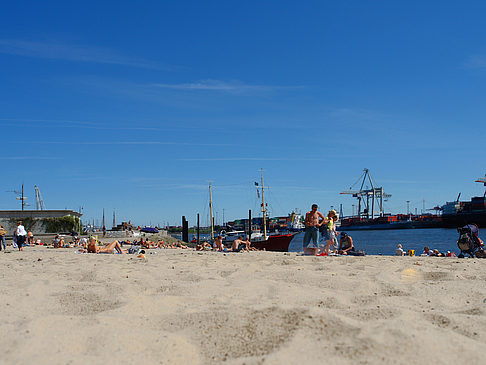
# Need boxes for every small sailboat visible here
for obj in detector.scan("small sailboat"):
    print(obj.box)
[246,169,295,252]
[212,172,295,251]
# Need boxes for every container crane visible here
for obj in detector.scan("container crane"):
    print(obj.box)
[340,168,391,219]
[34,185,46,210]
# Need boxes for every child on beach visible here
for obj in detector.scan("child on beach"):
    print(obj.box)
[323,210,338,254]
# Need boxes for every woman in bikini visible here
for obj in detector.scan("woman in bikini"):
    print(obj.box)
[87,237,125,254]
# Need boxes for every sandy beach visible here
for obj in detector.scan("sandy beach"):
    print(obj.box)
[1,247,486,364]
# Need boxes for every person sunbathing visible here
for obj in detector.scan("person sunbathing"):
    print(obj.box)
[432,249,445,257]
[422,246,433,256]
[141,239,157,249]
[175,241,188,249]
[196,241,213,251]
[87,238,124,254]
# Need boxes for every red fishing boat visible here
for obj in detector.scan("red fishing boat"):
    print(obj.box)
[250,233,295,252]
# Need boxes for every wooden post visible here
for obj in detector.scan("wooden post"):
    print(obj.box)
[248,209,252,242]
[182,216,189,242]
[197,213,200,245]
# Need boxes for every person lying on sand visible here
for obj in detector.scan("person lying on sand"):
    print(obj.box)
[431,249,445,257]
[422,246,433,256]
[196,241,213,251]
[141,239,157,249]
[175,241,188,249]
[87,238,125,254]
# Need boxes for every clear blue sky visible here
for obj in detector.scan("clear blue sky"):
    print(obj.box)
[1,1,486,227]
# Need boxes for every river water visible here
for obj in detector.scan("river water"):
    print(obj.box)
[189,228,464,255]
[288,228,461,255]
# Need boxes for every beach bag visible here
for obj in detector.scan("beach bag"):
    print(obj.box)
[0,228,7,236]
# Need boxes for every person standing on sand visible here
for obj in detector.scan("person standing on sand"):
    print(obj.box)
[0,224,7,251]
[323,210,338,254]
[303,204,327,254]
[27,230,34,245]
[15,221,27,251]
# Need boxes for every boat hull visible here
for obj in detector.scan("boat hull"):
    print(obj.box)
[251,234,294,252]
[442,213,486,228]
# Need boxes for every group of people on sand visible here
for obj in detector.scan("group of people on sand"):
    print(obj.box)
[421,246,455,257]
[0,221,29,252]
[132,238,189,249]
[395,244,456,257]
[303,204,355,255]
[196,235,257,252]
[76,237,192,253]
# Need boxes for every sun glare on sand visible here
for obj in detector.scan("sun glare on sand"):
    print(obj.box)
[401,267,420,282]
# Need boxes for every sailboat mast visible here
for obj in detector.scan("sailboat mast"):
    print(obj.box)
[260,169,267,240]
[209,180,215,240]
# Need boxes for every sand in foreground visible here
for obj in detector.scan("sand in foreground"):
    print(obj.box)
[1,247,486,365]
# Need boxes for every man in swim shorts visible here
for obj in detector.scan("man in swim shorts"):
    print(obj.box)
[231,236,246,252]
[303,204,327,254]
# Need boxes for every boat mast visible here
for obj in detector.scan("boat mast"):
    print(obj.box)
[260,168,268,240]
[475,174,486,197]
[209,180,215,240]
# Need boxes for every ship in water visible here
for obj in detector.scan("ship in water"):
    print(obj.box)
[440,175,486,228]
[338,169,443,231]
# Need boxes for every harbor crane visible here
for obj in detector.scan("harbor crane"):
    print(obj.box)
[340,169,391,219]
[34,185,46,210]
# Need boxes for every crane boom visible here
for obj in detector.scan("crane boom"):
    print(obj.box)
[34,185,45,210]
